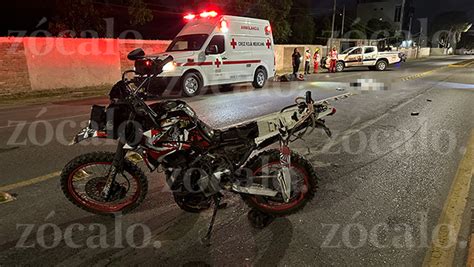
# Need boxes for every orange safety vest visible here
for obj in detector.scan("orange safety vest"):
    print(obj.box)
[330,50,338,60]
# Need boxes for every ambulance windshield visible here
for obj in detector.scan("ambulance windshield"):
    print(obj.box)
[166,34,209,52]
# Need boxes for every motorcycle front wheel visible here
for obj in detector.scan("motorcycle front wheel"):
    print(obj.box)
[241,149,319,216]
[60,152,148,216]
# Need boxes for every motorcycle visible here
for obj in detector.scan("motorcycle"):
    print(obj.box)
[61,48,347,239]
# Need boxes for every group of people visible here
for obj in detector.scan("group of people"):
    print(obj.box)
[291,46,339,77]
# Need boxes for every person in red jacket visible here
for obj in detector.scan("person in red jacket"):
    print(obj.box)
[313,49,320,74]
[329,46,338,73]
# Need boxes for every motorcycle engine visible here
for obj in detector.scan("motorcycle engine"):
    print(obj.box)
[166,153,231,212]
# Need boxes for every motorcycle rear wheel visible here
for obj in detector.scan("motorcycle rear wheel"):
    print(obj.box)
[241,149,318,216]
[60,152,148,216]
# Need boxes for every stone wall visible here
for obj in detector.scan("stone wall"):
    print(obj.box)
[0,39,32,94]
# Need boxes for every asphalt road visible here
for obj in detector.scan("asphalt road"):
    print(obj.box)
[0,56,473,266]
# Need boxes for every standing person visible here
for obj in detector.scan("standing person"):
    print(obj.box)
[313,49,320,74]
[292,48,301,78]
[304,49,311,74]
[329,46,338,73]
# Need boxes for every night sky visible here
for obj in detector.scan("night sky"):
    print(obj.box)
[1,0,473,38]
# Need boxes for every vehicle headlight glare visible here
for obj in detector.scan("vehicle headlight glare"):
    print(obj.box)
[163,61,176,72]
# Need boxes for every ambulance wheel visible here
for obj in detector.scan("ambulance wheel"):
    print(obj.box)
[253,68,267,89]
[181,72,202,97]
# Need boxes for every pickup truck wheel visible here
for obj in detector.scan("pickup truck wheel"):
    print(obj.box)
[252,68,267,89]
[181,72,202,97]
[336,62,345,72]
[375,60,388,71]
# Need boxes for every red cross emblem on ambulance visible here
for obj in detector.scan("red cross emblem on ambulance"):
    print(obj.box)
[230,38,237,49]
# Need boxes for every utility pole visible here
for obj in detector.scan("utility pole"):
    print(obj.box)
[400,0,406,32]
[341,5,346,37]
[407,15,413,40]
[330,0,337,50]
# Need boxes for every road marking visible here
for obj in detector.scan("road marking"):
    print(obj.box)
[400,66,448,82]
[423,129,474,267]
[449,59,474,68]
[0,152,144,192]
[0,171,61,192]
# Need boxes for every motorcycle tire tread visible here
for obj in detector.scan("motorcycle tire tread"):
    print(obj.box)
[241,149,319,216]
[60,152,148,216]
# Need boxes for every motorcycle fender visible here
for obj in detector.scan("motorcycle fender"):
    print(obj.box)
[70,127,108,145]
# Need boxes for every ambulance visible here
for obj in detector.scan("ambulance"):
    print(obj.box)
[152,11,275,97]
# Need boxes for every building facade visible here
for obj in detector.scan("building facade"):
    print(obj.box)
[356,0,413,31]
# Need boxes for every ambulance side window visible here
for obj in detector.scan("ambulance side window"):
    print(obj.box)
[207,35,225,54]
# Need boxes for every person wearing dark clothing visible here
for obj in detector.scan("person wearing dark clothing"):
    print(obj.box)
[304,49,311,74]
[292,48,301,77]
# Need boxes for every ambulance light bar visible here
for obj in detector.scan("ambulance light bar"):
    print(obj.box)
[183,11,218,20]
[183,13,196,20]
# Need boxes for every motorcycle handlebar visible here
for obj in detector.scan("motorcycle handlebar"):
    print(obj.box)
[153,55,174,75]
[305,91,313,104]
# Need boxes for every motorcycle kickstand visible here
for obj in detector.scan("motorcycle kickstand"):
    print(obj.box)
[201,193,222,246]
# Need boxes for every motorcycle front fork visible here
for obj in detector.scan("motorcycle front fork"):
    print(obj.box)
[101,140,127,199]
[278,127,292,203]
[101,112,135,200]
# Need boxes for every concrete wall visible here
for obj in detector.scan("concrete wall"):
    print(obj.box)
[118,39,170,73]
[417,48,431,58]
[0,37,171,94]
[274,44,326,73]
[430,48,449,56]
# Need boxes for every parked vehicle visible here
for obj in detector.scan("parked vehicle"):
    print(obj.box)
[464,49,474,55]
[322,46,402,72]
[138,11,275,97]
[61,48,346,240]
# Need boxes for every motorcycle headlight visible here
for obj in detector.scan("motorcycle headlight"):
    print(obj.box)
[162,61,176,72]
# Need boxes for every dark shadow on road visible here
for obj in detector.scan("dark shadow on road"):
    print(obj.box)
[252,216,294,266]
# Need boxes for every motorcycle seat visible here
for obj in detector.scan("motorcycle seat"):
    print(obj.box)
[215,121,259,144]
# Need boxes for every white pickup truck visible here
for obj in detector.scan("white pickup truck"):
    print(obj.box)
[323,46,402,72]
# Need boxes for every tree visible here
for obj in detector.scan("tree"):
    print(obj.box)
[128,0,153,26]
[213,0,293,43]
[430,11,472,49]
[365,18,395,39]
[49,0,154,37]
[287,0,315,44]
[49,0,105,36]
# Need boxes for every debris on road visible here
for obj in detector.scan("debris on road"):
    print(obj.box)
[411,112,420,116]
[427,99,433,102]
[350,82,362,87]
[0,192,16,204]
